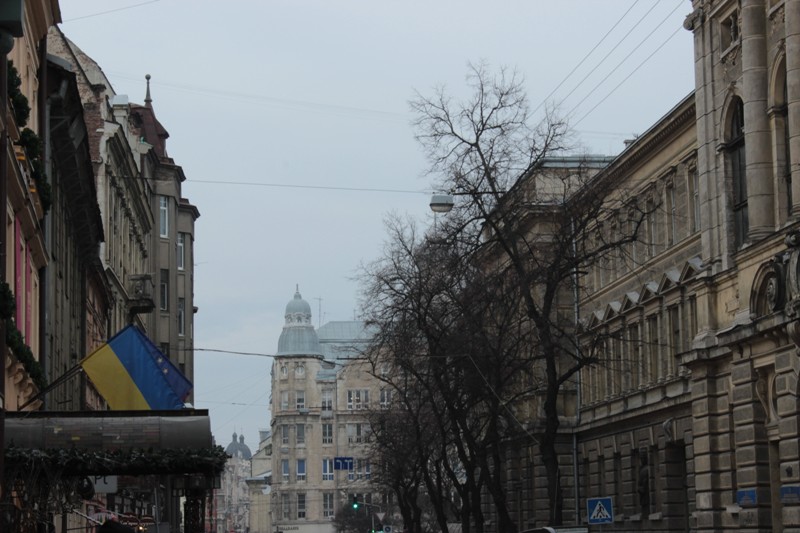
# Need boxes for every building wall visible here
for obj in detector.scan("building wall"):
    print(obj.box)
[572,1,800,532]
[270,319,381,533]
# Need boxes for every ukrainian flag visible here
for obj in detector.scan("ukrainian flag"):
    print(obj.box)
[81,325,192,410]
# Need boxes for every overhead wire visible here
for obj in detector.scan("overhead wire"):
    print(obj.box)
[531,0,643,116]
[567,0,686,126]
[62,0,161,22]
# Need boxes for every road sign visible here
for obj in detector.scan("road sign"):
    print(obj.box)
[587,497,613,525]
[334,457,354,470]
[375,512,385,522]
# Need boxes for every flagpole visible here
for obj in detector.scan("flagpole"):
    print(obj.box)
[17,363,83,411]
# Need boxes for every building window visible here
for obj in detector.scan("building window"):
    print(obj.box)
[323,492,334,518]
[160,342,169,357]
[281,493,290,519]
[666,182,676,245]
[322,423,333,445]
[323,458,334,481]
[321,389,333,411]
[280,391,289,411]
[282,459,290,481]
[347,423,369,444]
[178,298,185,336]
[296,390,306,410]
[720,9,740,52]
[177,232,185,270]
[379,388,392,409]
[295,363,305,378]
[281,425,289,445]
[280,364,288,379]
[688,166,700,233]
[297,493,306,519]
[159,196,169,237]
[296,424,305,445]
[728,97,748,247]
[347,389,369,410]
[297,459,306,481]
[159,269,169,311]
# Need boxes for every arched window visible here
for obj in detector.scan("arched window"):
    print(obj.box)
[728,97,747,246]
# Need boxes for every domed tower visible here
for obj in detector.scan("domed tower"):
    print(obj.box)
[270,286,335,532]
[276,286,323,357]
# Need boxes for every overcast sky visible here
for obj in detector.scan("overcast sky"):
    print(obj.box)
[59,0,695,451]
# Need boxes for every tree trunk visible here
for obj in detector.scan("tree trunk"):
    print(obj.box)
[542,386,564,526]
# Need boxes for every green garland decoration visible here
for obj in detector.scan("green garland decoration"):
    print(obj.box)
[7,62,30,127]
[3,445,229,476]
[5,320,46,391]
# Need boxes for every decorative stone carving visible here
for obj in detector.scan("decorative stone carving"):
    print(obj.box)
[750,257,785,317]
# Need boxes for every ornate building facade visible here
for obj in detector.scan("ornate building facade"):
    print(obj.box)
[270,289,382,533]
[564,1,800,532]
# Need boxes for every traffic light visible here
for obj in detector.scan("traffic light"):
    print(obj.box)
[352,495,359,510]
[375,523,383,533]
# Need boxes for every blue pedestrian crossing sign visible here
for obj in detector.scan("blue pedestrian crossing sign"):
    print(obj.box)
[587,497,613,524]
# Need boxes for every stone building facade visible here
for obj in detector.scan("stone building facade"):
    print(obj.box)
[270,289,382,533]
[562,0,800,532]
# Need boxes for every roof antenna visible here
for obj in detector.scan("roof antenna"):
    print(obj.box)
[145,74,152,107]
[314,297,322,328]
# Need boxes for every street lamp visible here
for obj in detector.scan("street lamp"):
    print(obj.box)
[429,193,454,214]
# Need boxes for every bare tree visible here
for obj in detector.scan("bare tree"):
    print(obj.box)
[363,63,649,529]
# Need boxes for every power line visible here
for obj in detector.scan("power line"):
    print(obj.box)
[189,179,430,195]
[566,0,685,124]
[573,25,684,128]
[63,0,161,22]
[532,0,643,116]
[553,1,663,113]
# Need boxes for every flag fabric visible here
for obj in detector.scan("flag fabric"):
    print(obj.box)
[80,325,192,410]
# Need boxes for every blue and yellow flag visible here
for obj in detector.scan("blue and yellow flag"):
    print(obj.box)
[81,325,192,410]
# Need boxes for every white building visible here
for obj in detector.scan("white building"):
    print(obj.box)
[270,288,382,533]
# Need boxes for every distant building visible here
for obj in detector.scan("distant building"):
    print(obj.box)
[270,288,380,533]
[217,432,253,533]
[248,430,274,533]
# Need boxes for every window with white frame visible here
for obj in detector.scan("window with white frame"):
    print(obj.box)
[296,459,306,481]
[159,196,169,237]
[159,269,169,311]
[347,423,368,444]
[282,459,290,481]
[347,389,369,410]
[177,232,185,270]
[322,423,333,445]
[296,390,306,410]
[281,425,289,445]
[356,459,371,480]
[295,363,305,378]
[280,364,288,379]
[296,424,305,445]
[380,388,392,409]
[280,391,289,411]
[297,492,306,519]
[323,492,334,518]
[178,298,185,336]
[322,458,334,481]
[281,493,290,519]
[321,389,333,411]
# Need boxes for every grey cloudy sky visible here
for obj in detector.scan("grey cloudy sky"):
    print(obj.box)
[60,0,694,450]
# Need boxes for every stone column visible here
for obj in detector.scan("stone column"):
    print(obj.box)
[742,0,774,239]
[788,0,800,215]
[731,356,772,531]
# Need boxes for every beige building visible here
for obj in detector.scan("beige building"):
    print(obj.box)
[550,0,800,532]
[248,429,274,533]
[270,289,382,533]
